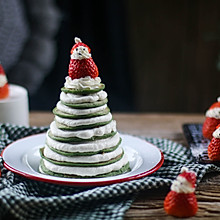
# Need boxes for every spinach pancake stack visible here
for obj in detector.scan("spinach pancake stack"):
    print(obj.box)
[39,37,130,178]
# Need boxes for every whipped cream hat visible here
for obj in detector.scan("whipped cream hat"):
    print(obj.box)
[70,37,91,54]
[178,167,197,187]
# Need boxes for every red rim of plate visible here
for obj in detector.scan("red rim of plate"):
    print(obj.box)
[1,134,164,187]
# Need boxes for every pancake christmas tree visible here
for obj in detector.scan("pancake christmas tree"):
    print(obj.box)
[39,37,130,178]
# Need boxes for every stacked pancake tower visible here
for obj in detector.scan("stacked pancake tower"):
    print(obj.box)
[39,37,130,178]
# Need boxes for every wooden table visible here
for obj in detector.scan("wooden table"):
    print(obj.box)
[30,112,220,219]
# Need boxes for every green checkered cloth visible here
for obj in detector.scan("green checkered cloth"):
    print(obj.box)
[0,123,220,220]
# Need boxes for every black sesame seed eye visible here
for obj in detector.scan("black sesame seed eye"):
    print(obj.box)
[76,48,78,51]
[83,48,85,50]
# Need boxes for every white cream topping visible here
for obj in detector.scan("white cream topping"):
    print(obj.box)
[218,97,220,102]
[171,176,195,193]
[50,120,116,139]
[60,90,107,104]
[0,75,7,87]
[71,45,91,60]
[41,153,128,176]
[64,76,101,90]
[213,126,220,138]
[55,112,112,127]
[46,133,120,152]
[56,101,107,115]
[205,108,220,119]
[43,145,123,163]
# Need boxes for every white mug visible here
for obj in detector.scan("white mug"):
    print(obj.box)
[0,84,29,126]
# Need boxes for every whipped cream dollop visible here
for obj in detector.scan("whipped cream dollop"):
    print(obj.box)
[205,108,220,119]
[60,90,107,104]
[56,101,107,115]
[213,126,220,138]
[50,120,116,139]
[171,176,195,193]
[71,45,91,60]
[64,76,101,90]
[0,75,7,87]
[46,133,120,153]
[55,113,112,127]
[43,145,123,163]
[41,153,128,176]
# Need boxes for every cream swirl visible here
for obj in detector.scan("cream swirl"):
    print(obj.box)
[55,112,112,127]
[70,45,91,60]
[205,108,220,119]
[0,75,7,87]
[60,90,107,104]
[43,145,123,163]
[213,126,220,138]
[46,133,120,152]
[50,120,116,139]
[171,176,195,193]
[41,153,128,176]
[56,101,107,115]
[64,76,101,90]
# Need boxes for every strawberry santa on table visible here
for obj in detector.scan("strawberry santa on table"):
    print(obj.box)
[0,63,9,99]
[208,124,220,161]
[164,167,198,218]
[68,37,99,80]
[203,97,220,140]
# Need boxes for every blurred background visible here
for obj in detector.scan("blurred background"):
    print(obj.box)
[0,0,219,113]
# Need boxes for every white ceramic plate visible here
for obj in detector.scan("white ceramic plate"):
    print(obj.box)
[2,133,164,186]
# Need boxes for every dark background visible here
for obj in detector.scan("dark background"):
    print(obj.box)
[31,0,133,112]
[1,0,219,113]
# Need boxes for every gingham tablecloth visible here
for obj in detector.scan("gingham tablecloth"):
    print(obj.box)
[0,123,219,220]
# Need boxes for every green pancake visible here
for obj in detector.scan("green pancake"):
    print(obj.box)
[53,107,110,119]
[46,137,122,156]
[61,83,105,95]
[48,130,117,143]
[61,98,108,109]
[55,120,112,131]
[40,147,124,167]
[39,159,131,178]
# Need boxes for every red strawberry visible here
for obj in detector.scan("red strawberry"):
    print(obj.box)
[0,83,9,99]
[164,167,198,218]
[164,191,198,218]
[208,124,220,161]
[0,64,9,99]
[68,58,98,79]
[209,101,220,110]
[68,37,99,80]
[203,117,220,139]
[203,98,220,139]
[208,137,220,161]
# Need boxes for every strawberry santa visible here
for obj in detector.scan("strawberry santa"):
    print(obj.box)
[202,97,220,139]
[208,124,220,161]
[0,63,9,99]
[68,37,99,80]
[164,167,198,218]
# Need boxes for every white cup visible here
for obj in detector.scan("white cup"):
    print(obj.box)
[0,84,29,126]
